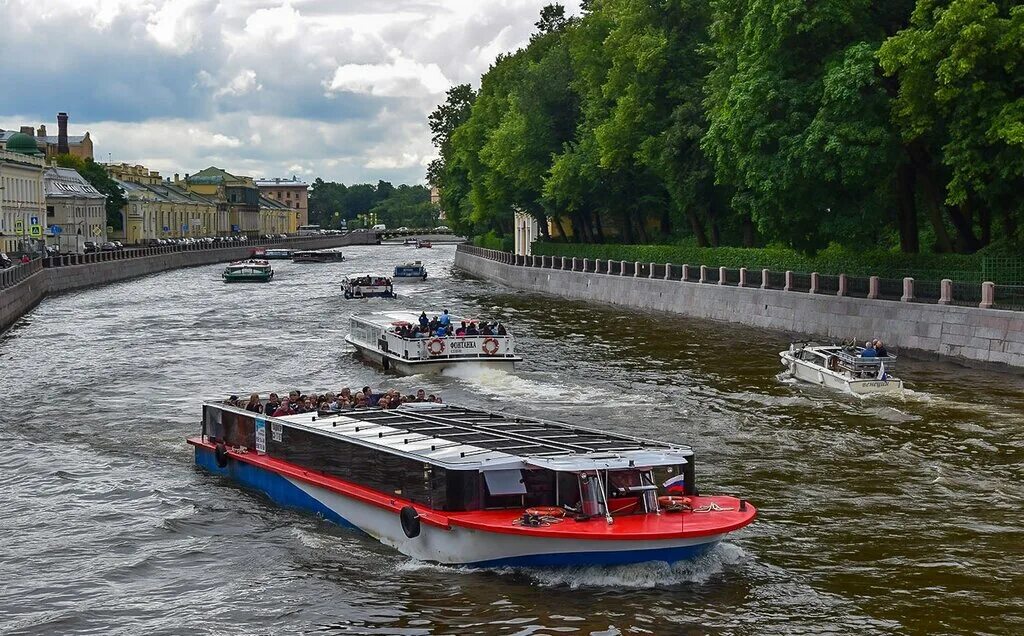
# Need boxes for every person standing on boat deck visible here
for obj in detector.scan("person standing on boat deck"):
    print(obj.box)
[439,310,451,328]
[861,341,876,357]
[244,393,263,414]
[874,340,889,357]
[419,312,428,329]
[496,323,507,336]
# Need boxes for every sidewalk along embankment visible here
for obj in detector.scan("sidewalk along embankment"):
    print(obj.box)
[454,245,1024,370]
[0,233,376,333]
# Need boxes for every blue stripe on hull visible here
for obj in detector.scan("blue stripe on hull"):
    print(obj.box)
[470,542,717,568]
[194,446,356,530]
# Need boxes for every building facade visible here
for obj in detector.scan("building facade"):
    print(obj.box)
[255,176,309,227]
[0,112,94,160]
[430,185,445,221]
[0,134,47,253]
[105,163,221,243]
[44,166,107,251]
[184,167,262,235]
[513,211,539,256]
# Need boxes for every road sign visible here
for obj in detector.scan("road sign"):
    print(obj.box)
[182,224,189,232]
[30,216,39,225]
[14,219,24,233]
[163,226,170,232]
[231,224,240,232]
[29,224,42,238]
[90,224,102,237]
[50,225,63,235]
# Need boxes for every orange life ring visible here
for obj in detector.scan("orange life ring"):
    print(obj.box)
[658,496,692,510]
[525,506,565,518]
[481,337,500,356]
[426,338,445,356]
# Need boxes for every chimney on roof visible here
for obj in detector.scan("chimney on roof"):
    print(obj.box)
[57,112,69,155]
[37,124,47,137]
[20,125,34,136]
[174,173,179,183]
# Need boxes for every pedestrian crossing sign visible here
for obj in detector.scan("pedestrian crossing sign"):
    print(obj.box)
[29,224,42,238]
[90,224,102,237]
[14,219,24,233]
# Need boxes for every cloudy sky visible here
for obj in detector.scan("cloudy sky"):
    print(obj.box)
[0,0,579,185]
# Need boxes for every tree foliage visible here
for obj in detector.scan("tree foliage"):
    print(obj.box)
[428,1,1024,254]
[309,179,436,228]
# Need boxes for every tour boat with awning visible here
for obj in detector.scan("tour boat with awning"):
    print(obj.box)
[222,259,273,283]
[346,311,521,374]
[780,342,904,395]
[263,248,294,259]
[342,274,395,299]
[188,402,756,567]
[393,261,427,282]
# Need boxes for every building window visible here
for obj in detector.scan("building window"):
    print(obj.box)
[47,206,55,217]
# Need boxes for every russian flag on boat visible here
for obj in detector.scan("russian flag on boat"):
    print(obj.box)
[663,474,686,494]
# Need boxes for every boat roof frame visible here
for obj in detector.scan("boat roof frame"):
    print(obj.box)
[206,402,692,472]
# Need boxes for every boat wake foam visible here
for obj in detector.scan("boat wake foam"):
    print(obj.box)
[438,365,613,403]
[396,542,748,589]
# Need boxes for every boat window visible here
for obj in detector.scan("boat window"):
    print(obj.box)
[483,469,527,496]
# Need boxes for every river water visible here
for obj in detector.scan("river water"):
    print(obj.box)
[1,244,1022,635]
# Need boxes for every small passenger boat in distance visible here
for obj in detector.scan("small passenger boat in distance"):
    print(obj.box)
[393,261,427,282]
[342,274,395,299]
[188,402,757,567]
[346,311,521,374]
[263,248,294,259]
[780,342,904,395]
[416,240,432,248]
[222,259,273,283]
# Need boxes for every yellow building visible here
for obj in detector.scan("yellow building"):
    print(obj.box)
[105,163,219,243]
[183,167,260,235]
[258,194,299,235]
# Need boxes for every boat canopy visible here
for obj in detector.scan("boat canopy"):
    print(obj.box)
[234,403,692,472]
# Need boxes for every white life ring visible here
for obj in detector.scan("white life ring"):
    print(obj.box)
[427,338,445,356]
[481,337,500,356]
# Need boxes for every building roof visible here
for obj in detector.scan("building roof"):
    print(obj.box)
[0,130,88,145]
[187,166,239,185]
[5,132,43,156]
[259,194,292,210]
[44,167,106,200]
[255,176,309,188]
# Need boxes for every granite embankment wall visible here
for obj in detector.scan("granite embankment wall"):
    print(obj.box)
[1,234,376,333]
[454,247,1024,369]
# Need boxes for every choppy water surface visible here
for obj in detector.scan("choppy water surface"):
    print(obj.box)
[1,244,1022,635]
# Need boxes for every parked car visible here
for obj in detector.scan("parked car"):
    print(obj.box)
[83,241,100,253]
[278,233,288,239]
[100,242,118,251]
[112,241,124,250]
[435,225,450,231]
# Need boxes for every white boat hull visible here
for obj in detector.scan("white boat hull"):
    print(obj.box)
[346,336,520,375]
[780,352,904,395]
[195,445,722,567]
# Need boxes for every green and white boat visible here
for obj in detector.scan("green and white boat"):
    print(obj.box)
[222,259,274,283]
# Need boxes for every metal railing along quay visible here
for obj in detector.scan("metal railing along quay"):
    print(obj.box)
[458,244,1023,312]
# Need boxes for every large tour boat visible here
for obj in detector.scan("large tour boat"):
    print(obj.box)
[188,401,756,567]
[222,259,273,283]
[346,311,521,374]
[342,274,395,300]
[780,342,904,395]
[393,261,428,282]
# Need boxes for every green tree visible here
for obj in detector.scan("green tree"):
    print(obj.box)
[879,0,1024,251]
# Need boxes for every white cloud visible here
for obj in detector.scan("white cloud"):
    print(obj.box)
[0,0,582,183]
[325,50,451,98]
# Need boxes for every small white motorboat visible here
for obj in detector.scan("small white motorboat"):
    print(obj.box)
[779,343,904,395]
